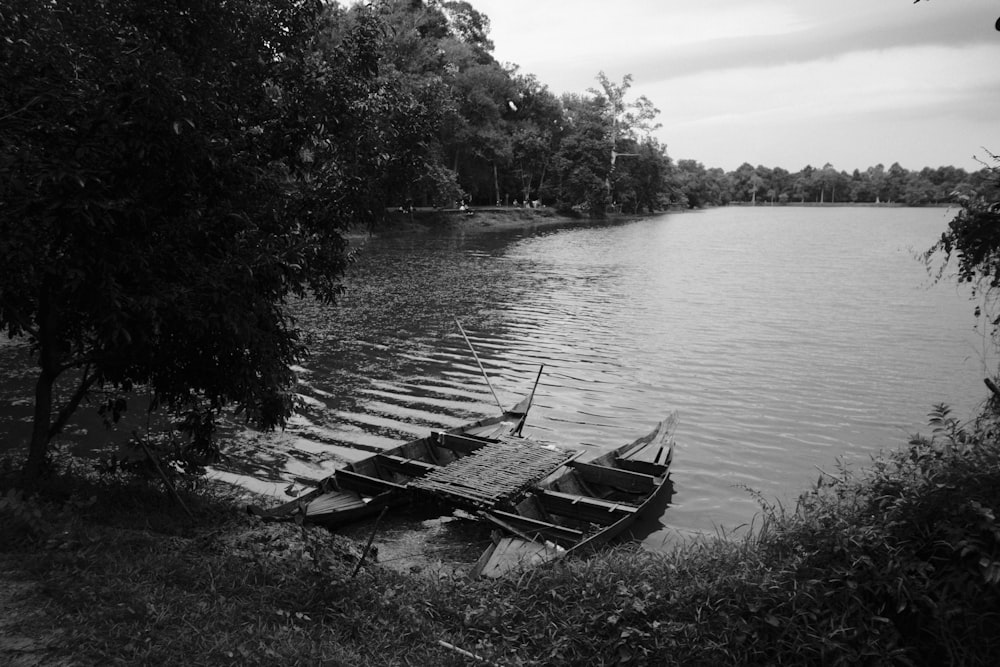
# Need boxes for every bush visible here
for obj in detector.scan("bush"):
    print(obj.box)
[420,404,1000,666]
[747,404,1000,665]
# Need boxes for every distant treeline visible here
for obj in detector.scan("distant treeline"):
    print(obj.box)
[671,160,997,208]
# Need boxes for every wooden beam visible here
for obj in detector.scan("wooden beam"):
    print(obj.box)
[616,458,669,477]
[569,461,655,494]
[486,510,584,544]
[375,454,438,477]
[335,469,406,496]
[435,432,492,455]
[537,490,636,525]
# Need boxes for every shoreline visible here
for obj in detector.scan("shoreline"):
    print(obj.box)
[346,201,949,241]
[348,207,665,241]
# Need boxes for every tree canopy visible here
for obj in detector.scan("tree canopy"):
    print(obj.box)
[924,152,1000,334]
[0,0,399,486]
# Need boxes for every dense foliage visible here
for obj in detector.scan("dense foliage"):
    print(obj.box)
[924,152,1000,325]
[358,1,674,214]
[0,0,401,486]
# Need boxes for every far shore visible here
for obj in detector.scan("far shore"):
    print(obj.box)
[348,200,948,241]
[349,206,665,240]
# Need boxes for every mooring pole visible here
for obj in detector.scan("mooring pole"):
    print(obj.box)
[515,364,544,436]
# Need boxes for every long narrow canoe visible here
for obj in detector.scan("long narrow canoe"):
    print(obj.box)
[247,394,534,528]
[471,413,676,578]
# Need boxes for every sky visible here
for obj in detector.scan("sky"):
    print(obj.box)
[469,0,1000,172]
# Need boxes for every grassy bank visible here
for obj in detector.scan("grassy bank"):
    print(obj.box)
[2,407,999,666]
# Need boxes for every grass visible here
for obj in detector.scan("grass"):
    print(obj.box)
[2,405,999,665]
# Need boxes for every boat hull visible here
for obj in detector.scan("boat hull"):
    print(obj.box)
[247,394,533,527]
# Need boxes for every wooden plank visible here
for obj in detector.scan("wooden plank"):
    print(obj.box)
[304,491,366,516]
[335,469,406,496]
[375,454,438,477]
[474,537,562,578]
[569,461,655,494]
[487,510,584,544]
[621,413,677,462]
[537,490,637,525]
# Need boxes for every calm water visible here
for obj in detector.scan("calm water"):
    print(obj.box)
[1,207,990,546]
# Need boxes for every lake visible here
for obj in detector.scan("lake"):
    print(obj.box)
[214,205,990,545]
[0,206,990,546]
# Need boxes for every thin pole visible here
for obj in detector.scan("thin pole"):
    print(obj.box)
[455,318,504,411]
[138,438,193,519]
[515,364,544,436]
[352,506,388,578]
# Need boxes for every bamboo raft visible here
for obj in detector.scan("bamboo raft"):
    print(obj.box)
[409,436,579,508]
[471,414,677,578]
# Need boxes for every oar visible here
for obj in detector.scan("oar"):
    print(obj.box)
[454,318,504,412]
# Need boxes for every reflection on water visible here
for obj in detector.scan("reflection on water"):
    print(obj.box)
[1,207,990,548]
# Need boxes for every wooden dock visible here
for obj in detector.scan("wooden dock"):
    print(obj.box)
[410,435,578,509]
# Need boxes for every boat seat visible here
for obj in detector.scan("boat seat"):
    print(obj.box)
[375,454,438,477]
[433,431,492,455]
[568,461,656,494]
[537,489,637,525]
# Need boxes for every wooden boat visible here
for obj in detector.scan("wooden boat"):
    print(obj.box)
[247,393,534,528]
[470,414,676,578]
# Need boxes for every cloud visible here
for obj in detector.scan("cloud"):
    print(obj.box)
[631,3,996,83]
[460,0,1000,170]
[644,42,1000,170]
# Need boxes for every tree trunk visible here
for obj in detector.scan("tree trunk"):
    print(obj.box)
[519,163,529,204]
[493,162,499,207]
[22,370,54,491]
[21,290,57,491]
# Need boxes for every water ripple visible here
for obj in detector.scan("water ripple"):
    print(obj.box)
[193,208,992,541]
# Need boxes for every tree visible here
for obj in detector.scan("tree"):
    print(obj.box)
[589,72,661,206]
[613,138,673,213]
[507,72,564,205]
[440,1,494,53]
[885,162,909,203]
[551,93,611,215]
[731,163,758,203]
[0,0,379,489]
[925,152,1000,337]
[328,2,461,213]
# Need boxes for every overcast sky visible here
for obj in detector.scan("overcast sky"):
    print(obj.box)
[470,0,999,172]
